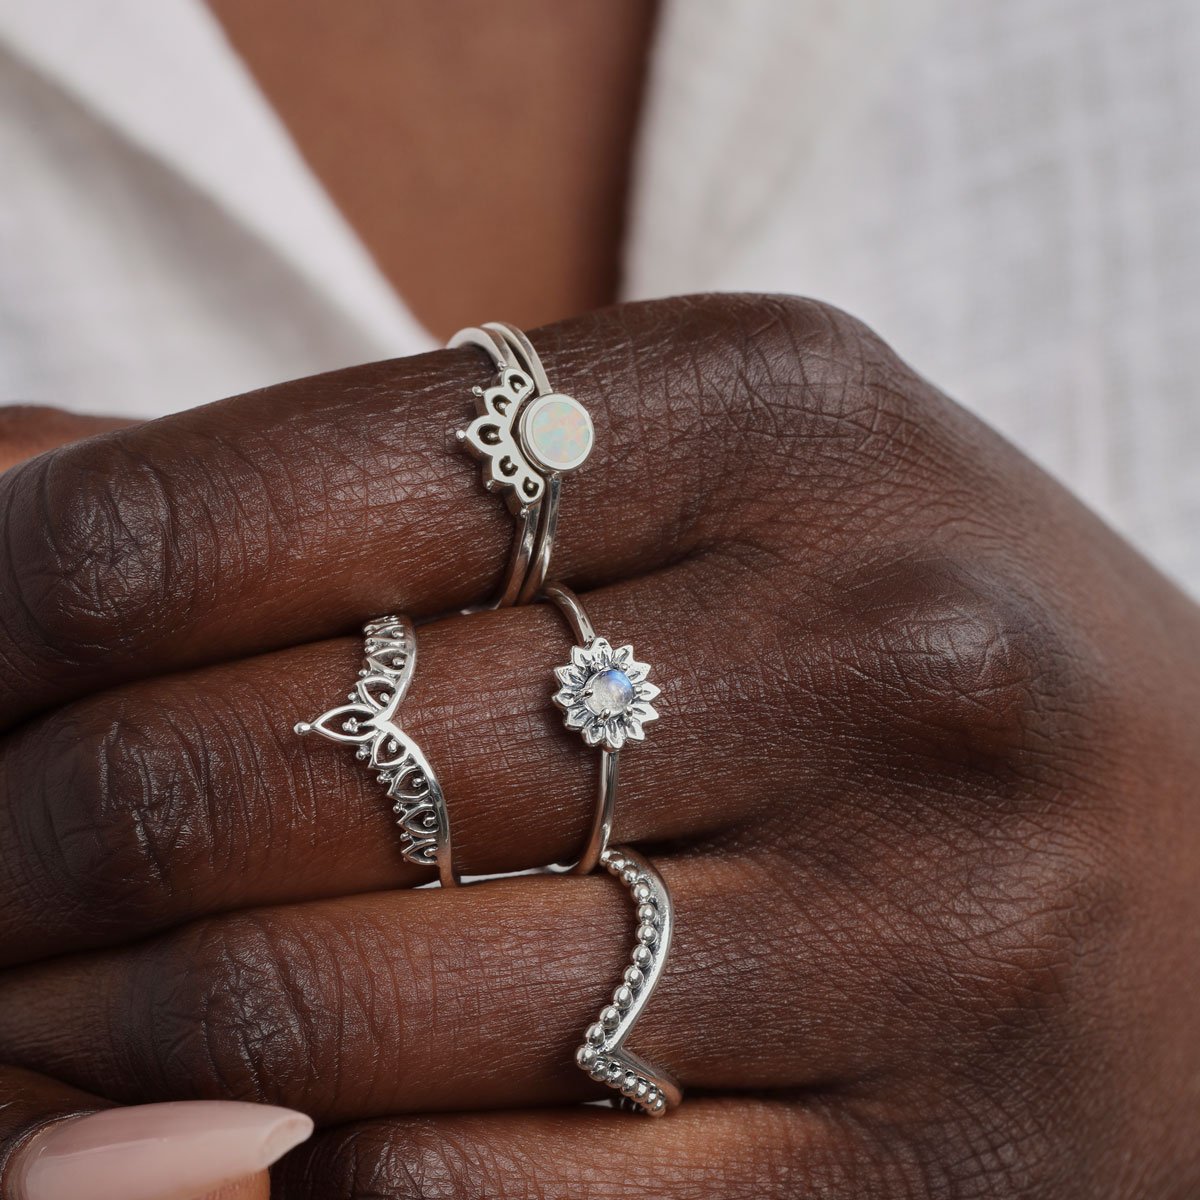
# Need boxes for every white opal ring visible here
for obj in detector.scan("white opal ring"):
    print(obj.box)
[293,616,458,886]
[449,322,594,608]
[543,583,660,875]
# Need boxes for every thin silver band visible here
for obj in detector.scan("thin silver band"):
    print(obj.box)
[450,322,589,609]
[544,583,619,875]
[576,847,682,1115]
[294,616,459,887]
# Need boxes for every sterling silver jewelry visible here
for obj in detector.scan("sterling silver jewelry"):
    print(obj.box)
[294,616,458,886]
[544,584,660,875]
[576,847,681,1115]
[450,322,594,608]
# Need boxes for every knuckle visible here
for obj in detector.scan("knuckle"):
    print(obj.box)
[0,437,186,672]
[141,913,320,1105]
[280,1122,508,1200]
[733,294,910,434]
[23,702,189,937]
[672,294,951,520]
[818,553,1088,776]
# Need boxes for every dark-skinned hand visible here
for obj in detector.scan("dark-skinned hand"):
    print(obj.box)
[0,296,1197,1198]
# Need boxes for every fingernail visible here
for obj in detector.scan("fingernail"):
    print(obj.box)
[10,1101,313,1200]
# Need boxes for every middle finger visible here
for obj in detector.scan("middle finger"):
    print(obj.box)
[0,556,803,966]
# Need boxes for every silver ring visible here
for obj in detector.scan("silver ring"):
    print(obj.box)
[294,616,458,886]
[544,584,660,874]
[576,847,682,1115]
[450,322,594,608]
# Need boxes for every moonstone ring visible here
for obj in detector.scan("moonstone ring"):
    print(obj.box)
[294,616,458,886]
[544,583,660,874]
[450,322,594,608]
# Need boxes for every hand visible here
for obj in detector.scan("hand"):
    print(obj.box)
[0,296,1196,1198]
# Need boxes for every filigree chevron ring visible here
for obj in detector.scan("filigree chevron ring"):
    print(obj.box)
[575,847,682,1115]
[450,322,593,607]
[294,616,458,886]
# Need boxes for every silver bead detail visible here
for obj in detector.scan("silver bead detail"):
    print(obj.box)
[600,1005,621,1031]
[586,1022,606,1046]
[613,985,634,1010]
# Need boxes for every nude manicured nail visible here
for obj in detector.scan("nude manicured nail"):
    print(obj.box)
[10,1101,313,1200]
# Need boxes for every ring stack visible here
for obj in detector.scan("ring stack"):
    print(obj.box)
[544,583,660,874]
[450,322,594,607]
[294,616,458,887]
[296,324,683,1113]
[575,847,681,1116]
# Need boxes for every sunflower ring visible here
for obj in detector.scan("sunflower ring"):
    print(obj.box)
[543,583,660,875]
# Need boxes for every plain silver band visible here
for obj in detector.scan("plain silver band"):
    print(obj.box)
[543,582,619,875]
[449,322,562,608]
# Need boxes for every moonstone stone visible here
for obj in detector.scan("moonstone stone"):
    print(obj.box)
[586,668,634,716]
[523,394,593,471]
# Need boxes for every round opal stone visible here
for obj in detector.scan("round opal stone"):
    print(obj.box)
[586,668,635,716]
[520,393,594,472]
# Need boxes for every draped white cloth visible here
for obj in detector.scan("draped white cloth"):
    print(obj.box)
[1,0,1197,594]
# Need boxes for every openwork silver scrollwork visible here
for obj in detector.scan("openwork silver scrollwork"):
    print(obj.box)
[294,616,458,886]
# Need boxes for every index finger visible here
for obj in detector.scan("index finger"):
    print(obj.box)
[0,295,817,729]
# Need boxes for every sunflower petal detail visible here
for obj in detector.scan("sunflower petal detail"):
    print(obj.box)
[582,721,605,747]
[564,705,590,729]
[636,681,661,703]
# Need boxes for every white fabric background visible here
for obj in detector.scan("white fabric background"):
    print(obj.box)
[1,0,1197,594]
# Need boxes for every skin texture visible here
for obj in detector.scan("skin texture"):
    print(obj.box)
[204,0,657,338]
[0,295,1197,1196]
